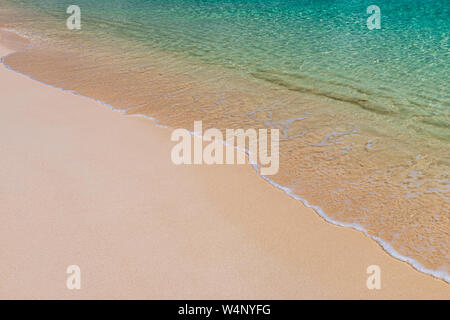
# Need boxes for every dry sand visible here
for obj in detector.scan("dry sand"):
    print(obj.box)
[0,30,448,299]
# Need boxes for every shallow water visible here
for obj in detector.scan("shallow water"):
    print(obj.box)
[1,0,448,281]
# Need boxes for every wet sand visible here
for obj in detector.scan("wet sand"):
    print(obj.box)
[0,30,448,299]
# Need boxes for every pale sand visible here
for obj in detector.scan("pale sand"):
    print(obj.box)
[0,31,448,299]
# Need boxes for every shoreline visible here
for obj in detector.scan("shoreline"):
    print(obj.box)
[3,28,449,285]
[2,21,449,279]
[0,29,449,299]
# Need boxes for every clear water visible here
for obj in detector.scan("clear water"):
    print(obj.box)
[1,0,449,281]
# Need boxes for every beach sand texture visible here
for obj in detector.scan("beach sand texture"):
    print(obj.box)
[0,30,449,299]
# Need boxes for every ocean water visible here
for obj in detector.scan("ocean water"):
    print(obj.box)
[1,0,448,281]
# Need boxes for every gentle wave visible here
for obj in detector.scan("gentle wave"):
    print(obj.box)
[1,0,448,282]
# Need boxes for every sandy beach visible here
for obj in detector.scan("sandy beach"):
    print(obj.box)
[0,30,448,299]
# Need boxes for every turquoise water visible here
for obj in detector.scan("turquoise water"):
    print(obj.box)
[7,0,449,138]
[1,0,449,281]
